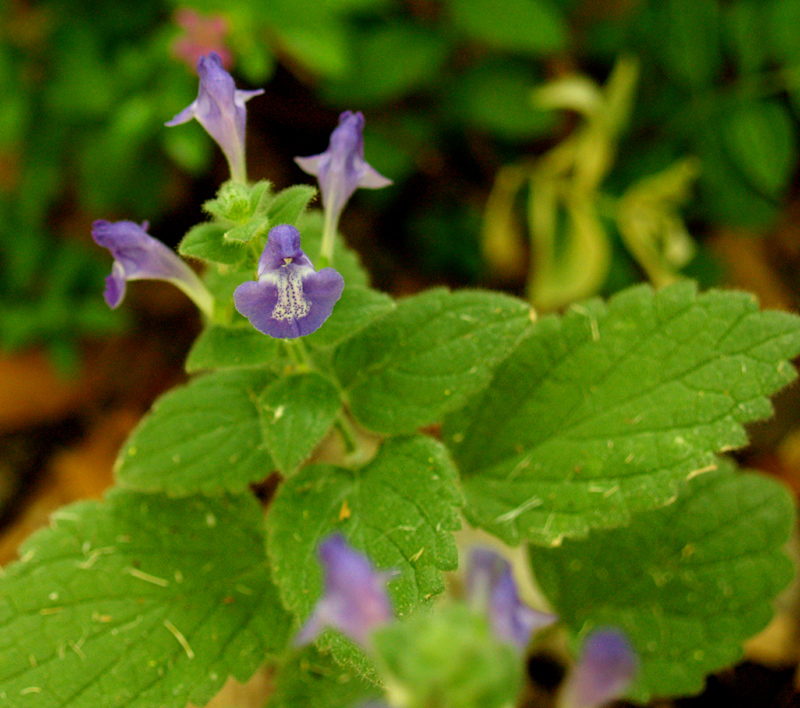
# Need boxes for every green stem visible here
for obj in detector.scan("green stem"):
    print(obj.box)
[318,208,338,269]
[282,340,298,366]
[228,142,248,185]
[291,337,313,369]
[334,413,359,455]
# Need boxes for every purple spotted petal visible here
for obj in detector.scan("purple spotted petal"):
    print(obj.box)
[294,110,391,229]
[467,547,557,652]
[233,225,344,339]
[166,52,263,182]
[295,534,394,647]
[91,219,213,314]
[559,629,638,708]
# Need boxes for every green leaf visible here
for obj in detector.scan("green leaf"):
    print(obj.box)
[693,121,778,227]
[254,0,351,79]
[530,468,796,701]
[266,645,380,708]
[305,285,396,349]
[447,0,567,55]
[652,0,722,88]
[250,179,275,215]
[204,181,261,223]
[185,323,284,373]
[444,60,555,140]
[768,0,800,63]
[162,122,213,175]
[323,23,450,105]
[722,101,797,197]
[223,218,268,245]
[268,435,463,623]
[0,490,291,708]
[202,262,255,303]
[116,369,277,494]
[261,372,342,474]
[203,181,274,246]
[723,0,769,74]
[179,222,246,265]
[445,282,800,545]
[334,289,532,434]
[267,184,318,227]
[278,22,351,80]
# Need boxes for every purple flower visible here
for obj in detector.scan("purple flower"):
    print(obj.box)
[233,224,344,339]
[92,220,213,315]
[295,111,391,261]
[295,534,394,647]
[466,547,557,652]
[166,52,263,183]
[559,629,638,708]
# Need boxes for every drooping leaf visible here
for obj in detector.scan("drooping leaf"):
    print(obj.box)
[530,467,796,702]
[445,282,800,545]
[0,490,291,708]
[116,369,277,494]
[260,372,342,474]
[334,289,532,434]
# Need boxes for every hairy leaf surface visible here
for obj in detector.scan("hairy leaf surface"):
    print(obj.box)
[267,436,463,676]
[260,372,342,474]
[335,289,532,434]
[117,369,276,494]
[530,468,795,701]
[0,491,290,708]
[446,283,800,544]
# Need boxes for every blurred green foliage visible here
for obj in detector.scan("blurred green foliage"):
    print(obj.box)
[3,0,800,364]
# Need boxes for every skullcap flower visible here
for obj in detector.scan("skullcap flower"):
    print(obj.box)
[295,534,394,647]
[91,219,213,316]
[233,224,344,339]
[166,52,263,183]
[295,111,391,261]
[467,547,557,652]
[559,628,638,708]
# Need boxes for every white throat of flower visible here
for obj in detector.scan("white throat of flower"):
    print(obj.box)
[266,264,311,322]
